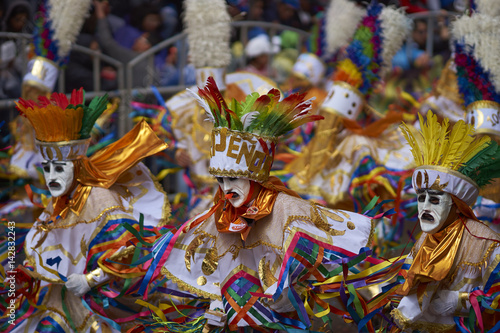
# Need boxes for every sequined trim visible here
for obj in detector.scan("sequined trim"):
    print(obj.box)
[208,167,268,182]
[450,242,499,283]
[160,265,221,301]
[365,219,376,248]
[35,205,124,231]
[391,308,455,333]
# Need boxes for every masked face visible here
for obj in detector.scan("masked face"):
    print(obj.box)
[41,160,75,197]
[417,189,453,234]
[216,177,251,208]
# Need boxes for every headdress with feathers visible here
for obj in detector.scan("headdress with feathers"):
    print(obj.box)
[16,88,108,160]
[307,0,364,66]
[401,111,500,205]
[452,13,500,136]
[24,0,92,92]
[332,2,411,97]
[188,77,323,182]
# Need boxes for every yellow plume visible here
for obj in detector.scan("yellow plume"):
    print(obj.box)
[454,135,491,168]
[433,117,449,165]
[400,121,423,166]
[402,111,491,170]
[440,120,470,168]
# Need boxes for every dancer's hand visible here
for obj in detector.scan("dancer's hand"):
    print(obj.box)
[66,273,91,297]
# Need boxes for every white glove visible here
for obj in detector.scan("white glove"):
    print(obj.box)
[65,273,91,297]
[429,290,460,316]
[205,300,226,327]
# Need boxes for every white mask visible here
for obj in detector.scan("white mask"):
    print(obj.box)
[417,189,453,234]
[42,160,75,198]
[216,177,251,208]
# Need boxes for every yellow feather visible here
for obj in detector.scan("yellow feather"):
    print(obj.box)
[418,113,430,164]
[454,135,491,168]
[441,120,469,168]
[427,111,441,164]
[400,122,423,166]
[433,117,449,165]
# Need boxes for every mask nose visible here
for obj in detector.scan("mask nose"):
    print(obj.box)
[221,179,232,193]
[422,195,432,211]
[47,163,57,180]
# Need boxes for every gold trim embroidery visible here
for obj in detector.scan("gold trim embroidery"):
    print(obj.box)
[208,167,269,183]
[160,265,221,301]
[391,308,455,333]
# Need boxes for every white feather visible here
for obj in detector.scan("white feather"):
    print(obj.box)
[452,14,500,93]
[476,0,500,17]
[325,0,365,55]
[49,0,93,59]
[241,111,259,129]
[380,7,412,76]
[186,88,215,123]
[184,0,231,68]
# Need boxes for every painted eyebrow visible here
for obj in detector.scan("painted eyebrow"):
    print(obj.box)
[52,162,67,165]
[427,190,444,195]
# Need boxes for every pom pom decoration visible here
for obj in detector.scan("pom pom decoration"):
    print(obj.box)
[452,13,500,106]
[330,2,410,98]
[184,0,231,68]
[325,0,365,56]
[32,0,92,67]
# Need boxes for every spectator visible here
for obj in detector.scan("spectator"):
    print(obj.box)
[114,4,162,50]
[0,0,33,100]
[264,0,306,30]
[1,0,31,33]
[158,45,196,86]
[242,34,273,77]
[400,0,429,13]
[93,0,162,87]
[392,19,431,71]
[64,33,117,92]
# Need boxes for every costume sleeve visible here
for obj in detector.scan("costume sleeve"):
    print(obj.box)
[453,243,500,331]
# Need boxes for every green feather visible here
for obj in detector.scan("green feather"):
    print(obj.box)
[79,94,109,139]
[459,141,500,187]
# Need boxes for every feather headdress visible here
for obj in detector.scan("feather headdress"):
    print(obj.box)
[189,77,323,182]
[452,13,500,136]
[16,89,108,160]
[325,0,365,57]
[332,3,410,96]
[472,0,500,17]
[25,0,92,92]
[33,0,92,66]
[400,111,500,205]
[322,2,410,120]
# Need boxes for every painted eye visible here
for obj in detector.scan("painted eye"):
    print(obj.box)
[417,195,425,202]
[430,197,440,204]
[228,177,237,181]
[55,166,64,173]
[216,177,223,184]
[43,166,50,173]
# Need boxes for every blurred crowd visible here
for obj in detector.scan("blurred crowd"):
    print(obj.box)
[0,0,463,100]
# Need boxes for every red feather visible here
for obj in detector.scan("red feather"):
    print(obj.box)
[50,92,69,109]
[206,76,228,114]
[37,95,51,108]
[258,137,269,155]
[70,88,84,105]
[253,95,271,112]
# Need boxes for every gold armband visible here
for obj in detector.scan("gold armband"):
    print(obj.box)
[85,268,103,288]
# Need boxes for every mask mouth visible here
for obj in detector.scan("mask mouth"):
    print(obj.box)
[226,192,238,200]
[49,181,61,190]
[421,212,435,222]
